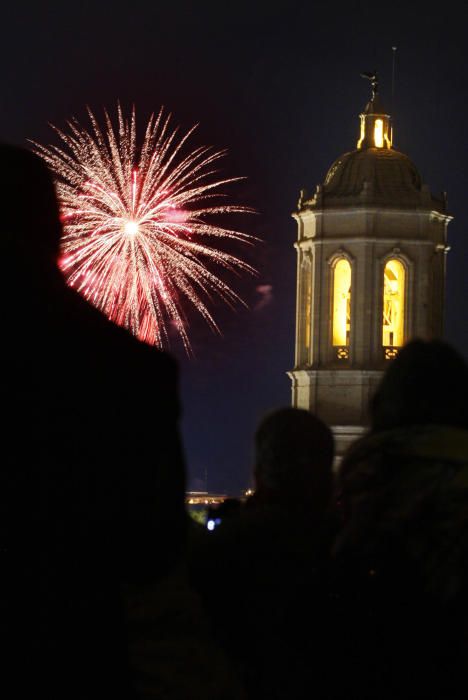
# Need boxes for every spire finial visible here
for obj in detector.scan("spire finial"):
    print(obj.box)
[360,70,378,100]
[356,70,392,149]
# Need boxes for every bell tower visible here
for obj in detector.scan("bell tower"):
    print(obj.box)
[289,75,452,458]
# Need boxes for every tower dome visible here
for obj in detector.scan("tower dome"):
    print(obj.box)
[302,81,446,213]
[323,148,424,206]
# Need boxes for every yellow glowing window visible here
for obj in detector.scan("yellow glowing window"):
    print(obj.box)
[374,118,384,148]
[357,115,365,149]
[382,259,405,347]
[332,259,351,346]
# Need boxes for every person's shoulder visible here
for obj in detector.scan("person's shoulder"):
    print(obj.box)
[112,322,178,373]
[64,287,178,369]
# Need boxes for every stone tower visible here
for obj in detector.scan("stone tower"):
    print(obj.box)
[288,79,452,458]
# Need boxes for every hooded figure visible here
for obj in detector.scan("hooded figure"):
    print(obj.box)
[0,145,186,698]
[332,339,468,700]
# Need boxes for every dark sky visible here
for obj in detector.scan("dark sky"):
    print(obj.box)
[2,1,467,494]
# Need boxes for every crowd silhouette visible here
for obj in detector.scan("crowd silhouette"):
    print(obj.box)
[2,144,467,698]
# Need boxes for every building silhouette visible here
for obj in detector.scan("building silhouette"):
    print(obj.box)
[289,78,452,458]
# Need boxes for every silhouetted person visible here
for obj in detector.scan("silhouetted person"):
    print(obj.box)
[332,339,468,699]
[0,145,186,698]
[253,406,333,511]
[190,407,336,699]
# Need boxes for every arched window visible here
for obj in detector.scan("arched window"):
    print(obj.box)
[332,259,351,357]
[382,259,405,353]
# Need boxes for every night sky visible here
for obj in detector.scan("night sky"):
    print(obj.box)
[3,1,467,495]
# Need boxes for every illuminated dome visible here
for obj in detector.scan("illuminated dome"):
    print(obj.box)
[323,147,425,206]
[300,79,447,213]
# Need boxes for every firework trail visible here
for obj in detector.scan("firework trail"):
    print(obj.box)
[33,105,255,351]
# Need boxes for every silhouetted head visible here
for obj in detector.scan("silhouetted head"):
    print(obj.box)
[254,407,334,509]
[1,143,61,275]
[371,339,468,432]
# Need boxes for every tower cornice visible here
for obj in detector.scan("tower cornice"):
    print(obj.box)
[295,237,443,251]
[295,207,452,221]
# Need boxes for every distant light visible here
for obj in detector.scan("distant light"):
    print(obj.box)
[207,520,215,531]
[124,220,139,236]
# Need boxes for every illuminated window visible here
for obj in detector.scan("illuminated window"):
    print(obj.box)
[357,115,366,149]
[382,259,405,348]
[332,259,351,348]
[374,118,384,148]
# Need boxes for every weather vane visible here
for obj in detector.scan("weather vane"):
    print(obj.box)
[360,70,378,100]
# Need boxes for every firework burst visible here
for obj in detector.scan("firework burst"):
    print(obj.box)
[33,105,256,351]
